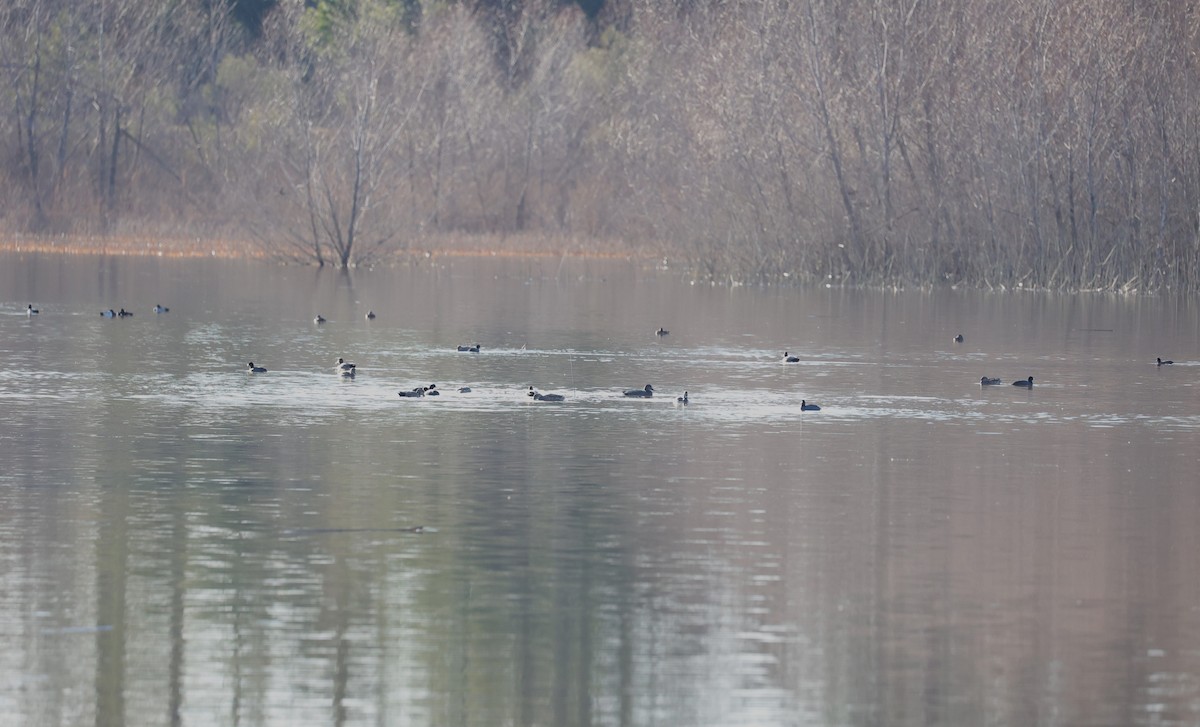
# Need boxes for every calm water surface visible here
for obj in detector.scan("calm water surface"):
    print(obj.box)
[1,253,1199,727]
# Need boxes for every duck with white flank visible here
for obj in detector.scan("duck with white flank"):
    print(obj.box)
[457,343,481,353]
[783,352,800,363]
[247,362,268,373]
[314,314,326,324]
[154,304,169,314]
[101,309,116,318]
[117,308,133,317]
[623,384,654,397]
[398,386,427,398]
[676,391,689,405]
[366,311,376,320]
[954,333,964,343]
[1013,376,1034,388]
[335,357,356,376]
[801,400,821,411]
[1158,357,1174,366]
[980,376,1002,386]
[528,386,565,402]
[26,304,39,315]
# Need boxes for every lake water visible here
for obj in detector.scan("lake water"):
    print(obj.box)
[1,253,1198,727]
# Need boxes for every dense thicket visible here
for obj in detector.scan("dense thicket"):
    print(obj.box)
[3,0,1199,290]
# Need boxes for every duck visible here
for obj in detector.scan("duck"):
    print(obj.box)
[100,309,116,318]
[365,311,376,320]
[335,357,356,373]
[953,333,964,343]
[314,314,326,324]
[153,304,169,314]
[1012,376,1034,388]
[458,386,472,393]
[656,327,669,336]
[247,362,268,373]
[980,376,1002,386]
[782,351,800,363]
[528,386,565,402]
[801,400,821,411]
[117,308,133,317]
[623,384,654,397]
[676,391,689,405]
[457,343,481,353]
[424,384,440,396]
[26,304,39,315]
[398,387,427,398]
[1157,357,1174,366]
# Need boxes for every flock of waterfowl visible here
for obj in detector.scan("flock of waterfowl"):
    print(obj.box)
[21,305,1184,410]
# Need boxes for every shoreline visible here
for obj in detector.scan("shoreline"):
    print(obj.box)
[0,234,654,264]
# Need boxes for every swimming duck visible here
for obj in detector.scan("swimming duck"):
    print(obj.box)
[425,384,440,396]
[153,304,169,314]
[528,386,565,402]
[801,400,821,411]
[656,327,669,336]
[783,352,800,363]
[26,304,38,315]
[458,386,472,393]
[954,333,964,343]
[1157,357,1174,366]
[980,376,1002,386]
[335,357,356,373]
[398,387,427,398]
[117,308,133,317]
[366,311,376,320]
[101,309,116,318]
[623,384,654,397]
[457,343,481,353]
[247,362,268,373]
[676,391,689,405]
[314,314,326,324]
[1013,376,1034,388]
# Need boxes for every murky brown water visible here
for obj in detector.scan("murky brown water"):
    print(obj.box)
[1,253,1198,726]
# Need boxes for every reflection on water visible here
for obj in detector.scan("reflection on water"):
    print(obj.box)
[1,254,1199,726]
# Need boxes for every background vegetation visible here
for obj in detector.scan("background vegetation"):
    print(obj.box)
[3,0,1199,291]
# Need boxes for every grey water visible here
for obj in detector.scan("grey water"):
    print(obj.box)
[1,253,1198,727]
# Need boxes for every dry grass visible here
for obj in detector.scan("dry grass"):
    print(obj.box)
[0,234,263,259]
[0,232,657,263]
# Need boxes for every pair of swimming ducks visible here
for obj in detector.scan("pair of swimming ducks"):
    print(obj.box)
[526,385,664,402]
[981,376,1035,387]
[316,311,379,323]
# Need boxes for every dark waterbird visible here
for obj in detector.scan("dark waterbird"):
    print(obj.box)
[623,384,654,397]
[1158,357,1174,366]
[1013,376,1034,388]
[528,386,566,402]
[801,400,821,411]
